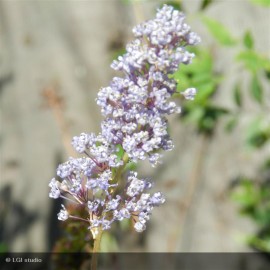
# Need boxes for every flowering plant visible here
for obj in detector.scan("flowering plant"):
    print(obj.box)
[49,4,200,251]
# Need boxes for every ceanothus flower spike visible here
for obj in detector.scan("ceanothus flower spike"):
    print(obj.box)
[49,5,200,237]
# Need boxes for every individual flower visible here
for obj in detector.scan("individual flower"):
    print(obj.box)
[181,88,197,100]
[49,178,61,199]
[57,205,69,221]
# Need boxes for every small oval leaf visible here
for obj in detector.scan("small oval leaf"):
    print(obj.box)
[243,31,254,49]
[250,75,263,104]
[202,17,237,46]
[234,83,242,107]
[200,0,214,10]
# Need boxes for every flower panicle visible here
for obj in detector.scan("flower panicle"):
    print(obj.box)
[49,5,200,235]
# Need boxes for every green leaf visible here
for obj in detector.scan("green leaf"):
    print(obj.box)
[231,180,259,207]
[233,83,242,107]
[124,161,137,172]
[116,144,125,161]
[194,81,217,102]
[162,1,182,10]
[265,70,270,80]
[174,49,219,98]
[248,131,269,148]
[200,0,214,10]
[112,48,126,61]
[202,17,237,46]
[175,72,191,92]
[237,51,270,72]
[247,235,270,253]
[249,0,270,7]
[246,118,270,148]
[243,31,254,49]
[173,49,213,82]
[192,73,212,85]
[250,75,263,104]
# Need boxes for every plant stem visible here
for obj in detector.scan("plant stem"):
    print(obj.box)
[91,227,103,270]
[109,152,129,197]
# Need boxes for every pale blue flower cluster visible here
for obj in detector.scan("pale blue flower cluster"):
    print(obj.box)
[99,5,200,165]
[49,5,200,234]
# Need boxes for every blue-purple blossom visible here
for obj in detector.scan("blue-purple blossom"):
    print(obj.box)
[97,6,200,166]
[182,88,197,100]
[58,205,69,221]
[49,178,61,199]
[88,199,103,212]
[49,5,200,236]
[134,222,146,233]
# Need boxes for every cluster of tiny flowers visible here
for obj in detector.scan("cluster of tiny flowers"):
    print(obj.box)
[49,168,164,233]
[97,5,200,166]
[49,5,200,235]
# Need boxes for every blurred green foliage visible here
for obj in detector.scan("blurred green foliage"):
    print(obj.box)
[231,160,270,252]
[168,0,270,253]
[202,16,237,46]
[173,48,228,135]
[170,0,270,138]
